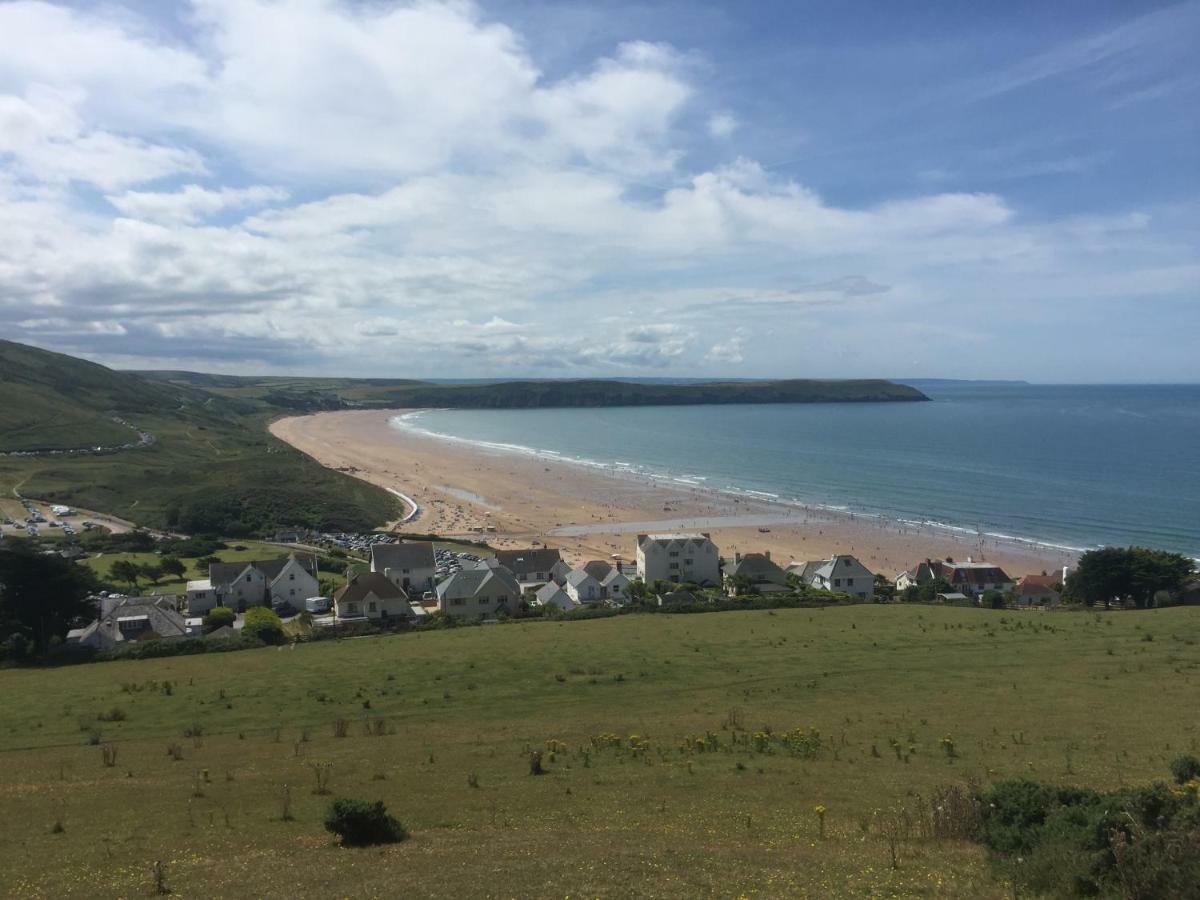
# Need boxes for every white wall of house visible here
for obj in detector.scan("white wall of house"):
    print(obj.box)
[336,590,412,621]
[439,589,518,621]
[637,535,720,585]
[269,558,319,609]
[566,574,602,604]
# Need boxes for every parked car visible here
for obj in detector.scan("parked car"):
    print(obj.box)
[305,596,332,614]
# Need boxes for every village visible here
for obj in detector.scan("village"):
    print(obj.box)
[65,527,1068,651]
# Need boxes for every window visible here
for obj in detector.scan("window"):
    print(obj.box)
[478,597,489,605]
[290,588,295,595]
[669,563,679,570]
[402,568,410,574]
[452,598,465,606]
[669,551,679,557]
[847,578,854,587]
[684,559,693,565]
[289,573,295,580]
[834,578,841,587]
[369,601,376,612]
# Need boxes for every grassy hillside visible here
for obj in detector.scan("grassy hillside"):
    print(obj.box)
[0,342,397,534]
[0,340,192,452]
[140,371,930,411]
[0,605,1196,897]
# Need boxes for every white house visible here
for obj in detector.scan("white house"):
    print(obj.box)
[371,541,437,595]
[534,581,578,612]
[334,572,416,621]
[495,548,571,586]
[789,555,876,600]
[436,560,523,620]
[636,533,720,586]
[196,554,320,614]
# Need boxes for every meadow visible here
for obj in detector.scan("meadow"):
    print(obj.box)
[0,604,1197,898]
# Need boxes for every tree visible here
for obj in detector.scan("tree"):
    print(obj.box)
[243,607,285,644]
[203,606,235,632]
[0,544,97,652]
[1066,547,1195,608]
[159,557,187,581]
[110,560,142,590]
[141,563,165,587]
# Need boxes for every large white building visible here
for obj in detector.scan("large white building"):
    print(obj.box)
[188,554,319,614]
[636,533,720,586]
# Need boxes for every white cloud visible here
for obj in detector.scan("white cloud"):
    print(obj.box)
[707,112,736,138]
[107,185,289,224]
[0,0,1193,379]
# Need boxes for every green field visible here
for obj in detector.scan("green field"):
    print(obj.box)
[1,604,1197,898]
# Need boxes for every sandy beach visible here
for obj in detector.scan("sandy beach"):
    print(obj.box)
[270,409,1078,579]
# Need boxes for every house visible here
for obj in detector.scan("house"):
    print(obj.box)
[1014,573,1061,607]
[371,541,437,595]
[558,560,632,605]
[723,551,789,595]
[198,554,320,614]
[534,581,578,612]
[790,555,876,600]
[657,589,702,608]
[636,533,720,586]
[70,596,196,650]
[897,558,1013,597]
[333,572,416,621]
[436,559,522,620]
[495,548,570,586]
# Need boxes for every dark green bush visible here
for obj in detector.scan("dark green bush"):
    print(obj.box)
[1170,755,1200,785]
[978,770,1200,898]
[242,608,285,644]
[323,799,407,846]
[203,607,235,632]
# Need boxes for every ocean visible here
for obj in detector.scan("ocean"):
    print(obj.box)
[391,383,1200,558]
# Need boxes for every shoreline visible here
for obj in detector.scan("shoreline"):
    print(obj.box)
[270,409,1079,578]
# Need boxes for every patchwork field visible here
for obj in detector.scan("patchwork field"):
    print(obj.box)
[1,604,1197,898]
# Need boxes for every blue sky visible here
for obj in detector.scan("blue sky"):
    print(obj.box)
[1,0,1196,381]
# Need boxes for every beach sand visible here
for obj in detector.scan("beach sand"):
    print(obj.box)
[270,409,1078,578]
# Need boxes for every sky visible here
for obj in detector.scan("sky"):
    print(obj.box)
[0,0,1197,381]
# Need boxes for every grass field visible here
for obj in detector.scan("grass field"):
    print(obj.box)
[1,604,1197,898]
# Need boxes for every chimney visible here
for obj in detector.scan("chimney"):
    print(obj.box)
[764,550,771,561]
[734,552,742,563]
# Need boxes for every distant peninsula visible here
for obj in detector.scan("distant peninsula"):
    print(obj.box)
[137,373,931,411]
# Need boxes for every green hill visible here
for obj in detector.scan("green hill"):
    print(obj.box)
[0,342,397,534]
[138,371,929,411]
[0,340,192,452]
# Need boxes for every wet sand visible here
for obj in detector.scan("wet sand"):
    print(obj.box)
[270,409,1077,578]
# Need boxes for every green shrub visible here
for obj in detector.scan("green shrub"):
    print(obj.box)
[203,607,235,632]
[1170,754,1200,785]
[242,608,285,644]
[323,799,407,846]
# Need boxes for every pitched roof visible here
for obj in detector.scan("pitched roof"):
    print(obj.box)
[335,572,408,605]
[583,560,614,580]
[724,553,787,582]
[535,582,575,607]
[78,597,189,646]
[371,541,436,572]
[812,555,874,582]
[565,569,599,588]
[436,565,521,600]
[495,548,563,575]
[1019,573,1062,588]
[209,554,316,587]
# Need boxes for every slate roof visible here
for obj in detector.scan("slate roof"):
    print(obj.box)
[565,569,599,588]
[371,541,436,572]
[495,548,563,575]
[335,572,409,605]
[535,582,576,608]
[723,553,788,583]
[75,597,189,647]
[436,565,521,600]
[583,560,614,580]
[209,554,316,587]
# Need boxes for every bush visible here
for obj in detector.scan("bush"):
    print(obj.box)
[242,607,285,644]
[204,606,235,632]
[978,768,1200,898]
[1170,755,1200,785]
[323,799,407,846]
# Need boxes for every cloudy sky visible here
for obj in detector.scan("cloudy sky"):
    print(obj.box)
[1,0,1197,381]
